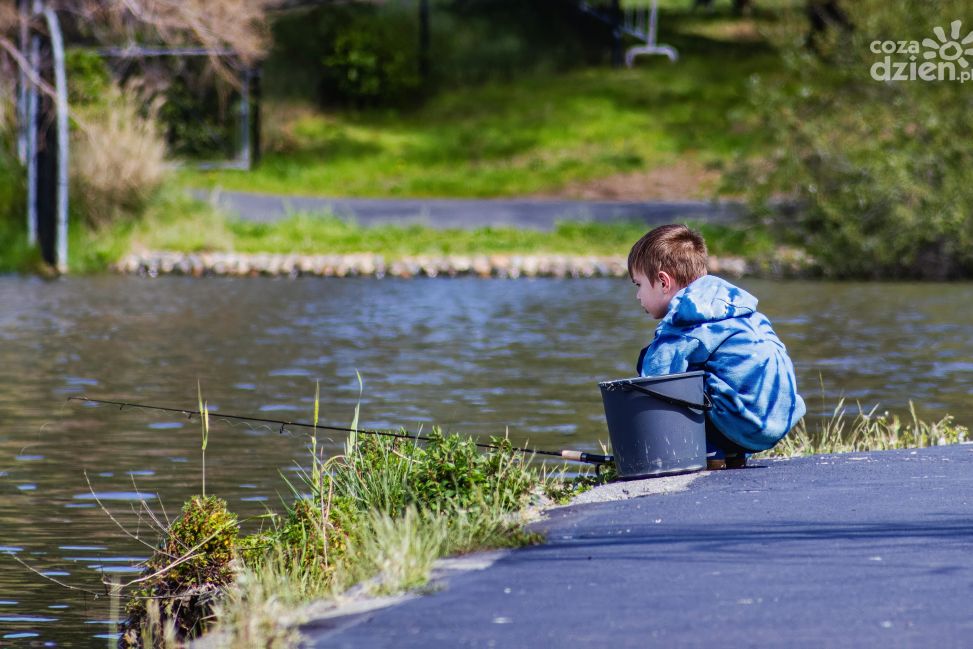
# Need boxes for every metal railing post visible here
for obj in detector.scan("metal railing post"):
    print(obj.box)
[238,63,251,170]
[16,0,29,164]
[44,7,69,272]
[26,0,42,247]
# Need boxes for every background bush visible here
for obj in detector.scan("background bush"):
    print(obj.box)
[0,106,39,272]
[71,83,169,228]
[65,49,112,105]
[322,4,423,106]
[266,0,612,107]
[155,63,241,160]
[0,131,24,227]
[736,0,973,279]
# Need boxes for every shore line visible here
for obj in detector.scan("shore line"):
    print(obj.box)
[113,251,812,279]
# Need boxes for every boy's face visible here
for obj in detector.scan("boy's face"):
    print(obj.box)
[632,270,676,319]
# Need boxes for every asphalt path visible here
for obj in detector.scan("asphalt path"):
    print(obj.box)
[306,445,973,648]
[196,190,743,230]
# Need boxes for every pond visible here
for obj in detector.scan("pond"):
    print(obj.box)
[1,275,972,645]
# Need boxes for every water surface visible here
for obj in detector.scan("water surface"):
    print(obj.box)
[1,275,971,645]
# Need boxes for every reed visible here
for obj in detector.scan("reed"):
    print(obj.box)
[197,381,210,498]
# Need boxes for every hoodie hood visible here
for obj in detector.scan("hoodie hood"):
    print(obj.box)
[639,274,805,451]
[663,275,758,328]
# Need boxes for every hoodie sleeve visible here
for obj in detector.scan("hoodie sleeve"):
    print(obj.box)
[638,329,704,377]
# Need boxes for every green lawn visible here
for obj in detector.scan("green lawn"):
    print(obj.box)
[220,215,774,258]
[68,188,774,272]
[184,11,787,198]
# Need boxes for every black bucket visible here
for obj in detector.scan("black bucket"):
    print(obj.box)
[599,371,710,479]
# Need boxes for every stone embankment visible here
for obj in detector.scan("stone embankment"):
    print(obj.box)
[113,252,765,279]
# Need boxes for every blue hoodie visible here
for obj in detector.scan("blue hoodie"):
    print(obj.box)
[638,275,806,451]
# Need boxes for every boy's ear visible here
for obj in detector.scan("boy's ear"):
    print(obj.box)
[658,271,673,292]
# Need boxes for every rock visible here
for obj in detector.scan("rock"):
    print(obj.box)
[521,256,539,277]
[471,256,492,278]
[418,256,439,278]
[389,260,413,278]
[490,255,510,278]
[720,257,747,278]
[449,256,472,276]
[108,250,792,280]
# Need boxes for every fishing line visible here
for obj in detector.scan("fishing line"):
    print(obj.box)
[68,396,613,465]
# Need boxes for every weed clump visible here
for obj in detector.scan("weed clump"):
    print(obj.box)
[339,430,536,515]
[120,495,239,647]
[248,495,355,581]
[543,462,617,504]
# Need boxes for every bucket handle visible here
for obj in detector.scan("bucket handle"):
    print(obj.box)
[620,380,713,412]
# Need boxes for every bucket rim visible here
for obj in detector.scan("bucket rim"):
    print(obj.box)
[598,370,705,389]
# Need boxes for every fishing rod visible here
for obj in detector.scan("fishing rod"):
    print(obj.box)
[67,396,614,466]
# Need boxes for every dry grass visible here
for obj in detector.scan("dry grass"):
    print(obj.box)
[339,507,448,596]
[208,555,309,649]
[71,84,169,227]
[763,400,970,458]
[139,600,180,649]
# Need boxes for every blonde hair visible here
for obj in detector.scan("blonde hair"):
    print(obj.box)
[627,224,708,287]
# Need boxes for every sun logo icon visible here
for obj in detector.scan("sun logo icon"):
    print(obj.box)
[923,19,973,67]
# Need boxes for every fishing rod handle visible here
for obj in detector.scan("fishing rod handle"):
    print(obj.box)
[560,450,614,465]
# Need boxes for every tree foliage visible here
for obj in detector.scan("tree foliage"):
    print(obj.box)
[736,0,973,279]
[0,0,271,101]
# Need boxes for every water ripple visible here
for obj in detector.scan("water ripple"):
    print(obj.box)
[0,615,57,622]
[72,492,157,501]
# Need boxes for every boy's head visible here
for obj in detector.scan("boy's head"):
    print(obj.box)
[628,224,708,318]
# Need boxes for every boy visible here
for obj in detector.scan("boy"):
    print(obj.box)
[629,224,805,469]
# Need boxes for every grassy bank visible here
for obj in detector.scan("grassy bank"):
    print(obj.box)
[1,180,781,275]
[63,189,775,274]
[109,392,967,646]
[117,414,594,647]
[183,9,788,199]
[167,213,771,259]
[0,215,45,274]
